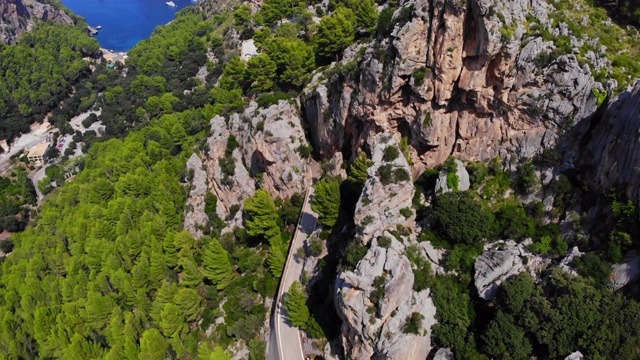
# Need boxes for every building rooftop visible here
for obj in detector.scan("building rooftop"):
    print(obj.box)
[28,142,50,158]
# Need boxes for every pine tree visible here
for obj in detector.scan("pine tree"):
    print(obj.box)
[244,189,281,240]
[149,249,169,285]
[179,257,203,288]
[85,291,117,330]
[139,329,168,360]
[314,7,356,59]
[64,333,105,360]
[348,153,373,187]
[202,239,234,290]
[162,233,178,269]
[160,303,187,337]
[151,280,177,324]
[344,0,378,30]
[246,54,277,92]
[173,288,202,322]
[311,177,341,228]
[219,57,247,91]
[267,245,286,278]
[283,281,310,327]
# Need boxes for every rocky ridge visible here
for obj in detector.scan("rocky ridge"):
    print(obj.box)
[335,134,437,359]
[0,0,73,44]
[186,100,312,231]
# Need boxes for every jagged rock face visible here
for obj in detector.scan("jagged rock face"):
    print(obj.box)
[302,0,600,171]
[201,101,311,223]
[0,0,73,44]
[335,134,436,359]
[581,82,640,204]
[183,154,209,239]
[565,351,585,360]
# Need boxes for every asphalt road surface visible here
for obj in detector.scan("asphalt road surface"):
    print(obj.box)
[269,189,317,360]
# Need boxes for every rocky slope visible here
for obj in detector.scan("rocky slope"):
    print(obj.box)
[0,0,73,44]
[303,0,604,173]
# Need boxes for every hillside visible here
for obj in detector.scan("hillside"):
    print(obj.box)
[0,0,640,358]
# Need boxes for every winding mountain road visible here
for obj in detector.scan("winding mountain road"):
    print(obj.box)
[268,188,317,360]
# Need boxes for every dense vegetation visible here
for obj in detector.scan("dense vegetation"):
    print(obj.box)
[0,22,100,142]
[1,0,640,359]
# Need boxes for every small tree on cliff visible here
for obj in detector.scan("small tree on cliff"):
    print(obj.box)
[311,177,341,228]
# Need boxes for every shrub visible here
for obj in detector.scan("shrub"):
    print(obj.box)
[432,191,495,245]
[383,146,400,162]
[515,161,537,194]
[256,121,265,132]
[378,236,392,248]
[393,168,411,183]
[404,312,424,334]
[377,164,393,185]
[399,207,412,219]
[309,239,323,257]
[412,66,427,86]
[344,240,367,270]
[0,239,14,254]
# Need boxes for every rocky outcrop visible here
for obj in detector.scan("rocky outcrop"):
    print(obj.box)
[474,240,549,300]
[559,246,583,276]
[201,101,312,225]
[611,253,640,291]
[335,133,436,359]
[433,348,454,360]
[302,0,601,172]
[183,154,209,239]
[434,159,470,193]
[580,82,640,205]
[565,351,585,360]
[0,0,74,44]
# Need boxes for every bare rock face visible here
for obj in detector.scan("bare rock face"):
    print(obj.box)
[581,82,640,205]
[183,154,209,239]
[335,133,436,359]
[0,0,74,44]
[474,240,548,300]
[201,101,311,224]
[302,0,600,172]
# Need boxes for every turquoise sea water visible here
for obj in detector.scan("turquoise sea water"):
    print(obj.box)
[61,0,195,52]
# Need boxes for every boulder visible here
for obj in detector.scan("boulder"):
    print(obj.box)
[474,244,525,300]
[564,351,585,360]
[474,240,551,300]
[434,159,470,193]
[559,246,583,276]
[433,348,455,360]
[611,253,640,291]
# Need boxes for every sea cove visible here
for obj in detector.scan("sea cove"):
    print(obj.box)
[61,0,194,52]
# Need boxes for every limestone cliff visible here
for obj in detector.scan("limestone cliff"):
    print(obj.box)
[0,0,73,44]
[303,0,602,173]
